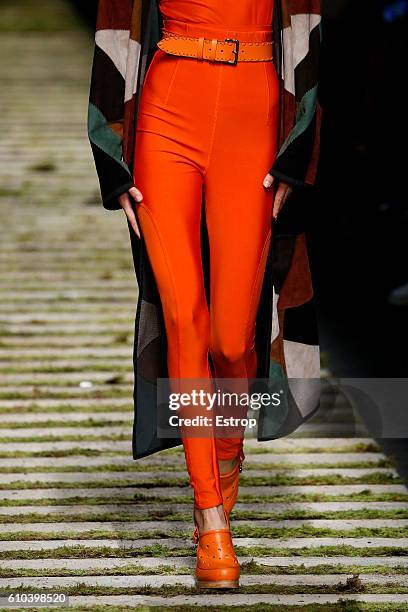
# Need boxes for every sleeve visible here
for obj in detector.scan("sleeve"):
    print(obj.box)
[269,0,322,188]
[87,0,135,210]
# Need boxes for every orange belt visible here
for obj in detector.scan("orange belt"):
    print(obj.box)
[157,31,274,65]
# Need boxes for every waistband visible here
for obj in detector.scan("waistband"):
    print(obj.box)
[161,19,273,43]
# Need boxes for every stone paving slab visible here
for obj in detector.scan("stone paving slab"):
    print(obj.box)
[2,501,407,516]
[0,452,387,468]
[1,312,134,322]
[1,278,132,286]
[39,594,408,606]
[0,243,127,251]
[0,399,131,409]
[0,413,133,425]
[0,442,133,454]
[2,556,408,571]
[0,396,132,406]
[0,519,406,535]
[0,413,133,426]
[0,427,132,440]
[3,325,133,336]
[1,484,405,502]
[218,438,381,449]
[0,354,131,364]
[0,468,397,484]
[0,268,131,278]
[2,327,132,339]
[0,304,133,313]
[0,290,136,299]
[0,436,377,448]
[0,372,134,384]
[1,573,407,589]
[0,469,398,486]
[1,537,407,552]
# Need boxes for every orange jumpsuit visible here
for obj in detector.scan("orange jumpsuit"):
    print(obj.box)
[133,0,278,509]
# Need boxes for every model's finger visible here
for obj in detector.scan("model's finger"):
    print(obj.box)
[283,186,293,205]
[118,192,141,239]
[129,186,143,203]
[273,185,285,219]
[123,205,141,239]
[118,191,131,209]
[263,173,274,189]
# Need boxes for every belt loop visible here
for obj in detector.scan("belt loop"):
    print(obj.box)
[197,36,204,60]
[210,38,217,62]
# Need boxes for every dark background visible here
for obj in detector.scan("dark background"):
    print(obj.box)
[313,0,407,379]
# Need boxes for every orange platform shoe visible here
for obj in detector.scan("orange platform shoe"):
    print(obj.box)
[220,450,245,520]
[195,527,240,589]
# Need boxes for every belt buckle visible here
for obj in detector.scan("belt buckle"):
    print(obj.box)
[224,38,239,65]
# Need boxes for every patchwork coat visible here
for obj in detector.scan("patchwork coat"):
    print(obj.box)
[87,0,323,459]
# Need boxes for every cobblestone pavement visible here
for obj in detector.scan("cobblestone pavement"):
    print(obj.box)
[0,1,407,610]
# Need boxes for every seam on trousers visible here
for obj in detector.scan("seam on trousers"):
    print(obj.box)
[137,202,182,384]
[163,57,181,107]
[203,64,223,178]
[137,204,217,500]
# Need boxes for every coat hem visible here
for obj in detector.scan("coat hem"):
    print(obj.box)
[103,180,135,210]
[268,168,310,189]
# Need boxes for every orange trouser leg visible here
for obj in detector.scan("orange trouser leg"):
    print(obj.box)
[134,154,223,509]
[133,48,279,506]
[205,59,277,461]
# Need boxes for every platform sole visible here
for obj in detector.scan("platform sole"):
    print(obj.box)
[196,579,239,589]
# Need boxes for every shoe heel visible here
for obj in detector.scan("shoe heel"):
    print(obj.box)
[196,579,239,589]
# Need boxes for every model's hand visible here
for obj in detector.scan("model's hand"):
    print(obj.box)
[118,187,143,238]
[263,173,293,221]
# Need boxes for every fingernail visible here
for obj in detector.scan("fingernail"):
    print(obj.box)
[264,180,272,188]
